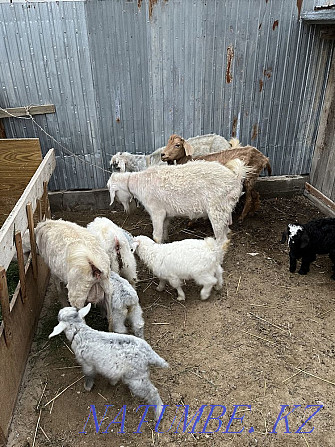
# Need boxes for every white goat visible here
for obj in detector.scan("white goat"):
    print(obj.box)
[35,219,111,310]
[107,159,250,243]
[106,271,144,338]
[87,217,137,286]
[110,134,231,172]
[49,304,168,421]
[133,235,228,301]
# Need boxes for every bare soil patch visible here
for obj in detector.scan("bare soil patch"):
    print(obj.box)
[7,195,335,447]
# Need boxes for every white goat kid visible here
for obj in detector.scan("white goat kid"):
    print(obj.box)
[87,217,137,286]
[108,159,250,243]
[35,219,111,310]
[49,304,168,421]
[107,271,144,338]
[110,134,231,172]
[133,235,228,301]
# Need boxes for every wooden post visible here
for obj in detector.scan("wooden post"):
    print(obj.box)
[14,231,27,303]
[0,267,12,346]
[43,181,51,219]
[36,198,43,222]
[26,203,38,279]
[0,120,6,138]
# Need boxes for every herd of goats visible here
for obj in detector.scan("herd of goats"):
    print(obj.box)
[24,133,335,420]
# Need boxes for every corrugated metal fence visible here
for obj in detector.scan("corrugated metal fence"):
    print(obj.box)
[0,0,333,191]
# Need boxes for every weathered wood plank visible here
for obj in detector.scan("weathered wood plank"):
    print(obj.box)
[0,104,55,119]
[0,139,43,227]
[0,267,12,347]
[26,204,38,280]
[0,257,49,442]
[14,232,26,303]
[305,182,335,212]
[0,149,56,271]
[301,10,335,24]
[310,55,335,202]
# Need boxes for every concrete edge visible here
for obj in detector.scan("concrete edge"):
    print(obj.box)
[48,175,309,212]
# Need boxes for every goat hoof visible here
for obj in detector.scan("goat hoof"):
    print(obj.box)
[177,296,185,301]
[298,270,307,275]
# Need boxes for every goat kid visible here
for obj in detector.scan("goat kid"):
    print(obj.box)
[133,235,229,301]
[281,218,335,279]
[49,304,167,420]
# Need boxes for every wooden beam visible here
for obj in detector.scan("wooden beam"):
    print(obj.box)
[43,182,51,219]
[0,267,12,347]
[26,203,38,280]
[0,148,56,271]
[301,10,335,24]
[305,182,335,212]
[14,232,27,304]
[0,104,55,120]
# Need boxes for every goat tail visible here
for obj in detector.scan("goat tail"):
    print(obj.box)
[225,158,253,182]
[148,347,169,369]
[228,137,241,148]
[266,160,272,176]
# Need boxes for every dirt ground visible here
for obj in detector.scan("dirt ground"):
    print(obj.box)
[7,195,335,447]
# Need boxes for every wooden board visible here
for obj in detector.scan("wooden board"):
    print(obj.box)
[0,148,56,271]
[0,256,50,443]
[310,56,335,203]
[305,182,335,213]
[0,139,42,228]
[0,104,55,120]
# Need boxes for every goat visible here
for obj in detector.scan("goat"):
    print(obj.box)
[133,235,229,301]
[87,217,137,286]
[110,134,231,172]
[49,303,168,421]
[281,218,335,279]
[107,159,251,243]
[35,219,111,310]
[107,271,144,337]
[160,134,272,221]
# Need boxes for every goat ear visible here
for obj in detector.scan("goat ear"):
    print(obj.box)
[300,232,309,249]
[49,321,67,338]
[280,231,287,244]
[78,303,91,319]
[184,141,194,156]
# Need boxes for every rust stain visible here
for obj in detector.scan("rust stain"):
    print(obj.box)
[251,124,259,141]
[149,0,158,19]
[272,20,279,31]
[297,0,303,20]
[259,79,263,92]
[265,0,269,3]
[232,116,238,137]
[138,0,168,20]
[226,46,234,84]
[116,117,120,123]
[263,68,272,79]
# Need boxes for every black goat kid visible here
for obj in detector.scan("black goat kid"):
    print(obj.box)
[281,218,335,279]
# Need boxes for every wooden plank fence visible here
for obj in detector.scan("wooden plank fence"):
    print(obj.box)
[0,143,56,443]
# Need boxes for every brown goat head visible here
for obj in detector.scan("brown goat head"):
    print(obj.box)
[161,134,194,163]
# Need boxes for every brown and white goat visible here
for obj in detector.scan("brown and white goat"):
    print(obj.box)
[160,134,272,221]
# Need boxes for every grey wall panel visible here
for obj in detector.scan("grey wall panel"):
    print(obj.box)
[0,0,333,191]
